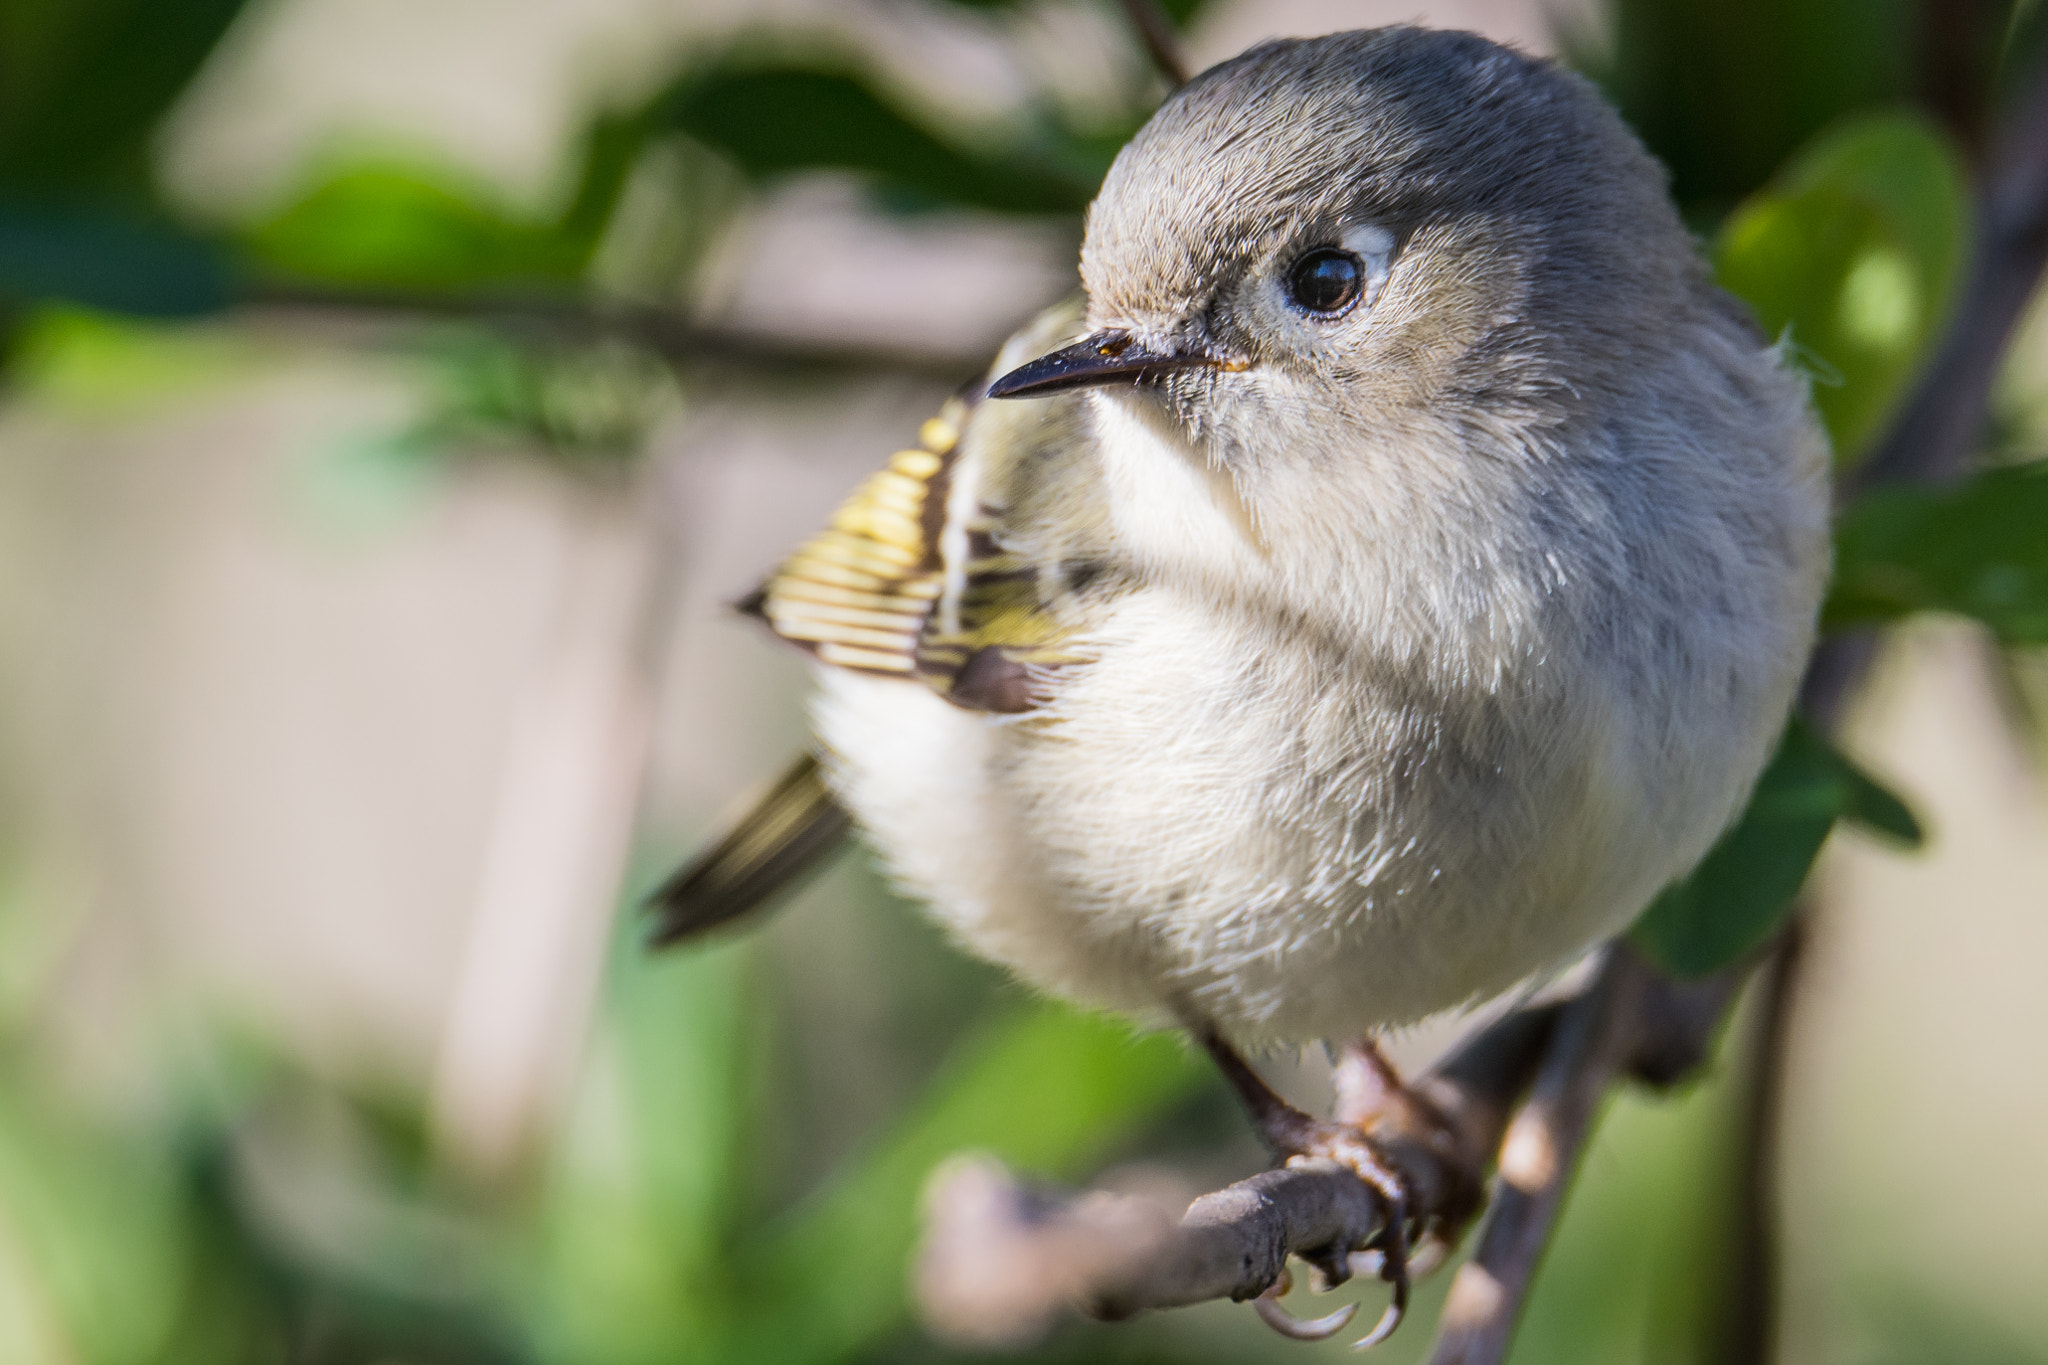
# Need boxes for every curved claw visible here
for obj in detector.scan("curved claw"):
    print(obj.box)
[1350,1193,1411,1352]
[1251,1266,1360,1342]
[1351,1291,1406,1353]
[1254,1286,1360,1342]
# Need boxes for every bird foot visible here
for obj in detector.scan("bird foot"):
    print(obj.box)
[1199,1032,1481,1350]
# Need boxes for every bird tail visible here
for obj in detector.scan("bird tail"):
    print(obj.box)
[644,752,852,946]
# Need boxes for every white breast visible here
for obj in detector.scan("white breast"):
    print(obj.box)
[813,335,1828,1046]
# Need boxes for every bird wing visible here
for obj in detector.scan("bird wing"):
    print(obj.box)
[648,301,1096,946]
[645,751,850,944]
[751,298,1094,714]
[742,396,965,680]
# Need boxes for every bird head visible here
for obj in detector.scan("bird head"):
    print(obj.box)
[989,27,1711,474]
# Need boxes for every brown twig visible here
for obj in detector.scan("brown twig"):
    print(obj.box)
[912,955,1753,1349]
[915,1002,1561,1346]
[1424,949,1749,1364]
[1710,914,1809,1365]
[1116,0,1191,88]
[913,955,1760,1348]
[239,281,988,384]
[1853,43,2048,494]
[1424,955,1635,1364]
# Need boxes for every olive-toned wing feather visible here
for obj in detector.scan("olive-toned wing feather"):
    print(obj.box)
[750,301,1092,714]
[743,402,965,677]
[647,302,1095,948]
[645,752,851,945]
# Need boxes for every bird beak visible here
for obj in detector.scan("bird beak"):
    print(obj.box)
[985,329,1239,399]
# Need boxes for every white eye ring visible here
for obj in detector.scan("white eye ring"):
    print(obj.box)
[1339,224,1396,309]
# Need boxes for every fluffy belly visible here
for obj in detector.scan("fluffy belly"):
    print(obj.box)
[811,632,1686,1045]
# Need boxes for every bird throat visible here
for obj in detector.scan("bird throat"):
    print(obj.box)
[1091,393,1271,576]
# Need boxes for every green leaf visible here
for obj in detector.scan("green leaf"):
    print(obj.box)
[0,200,231,315]
[0,0,253,194]
[651,61,1098,216]
[1713,112,1968,463]
[528,940,757,1364]
[1825,459,2048,642]
[1580,0,1916,214]
[719,1000,1206,1365]
[246,159,585,294]
[1632,720,1921,978]
[0,1073,193,1364]
[1840,760,1923,843]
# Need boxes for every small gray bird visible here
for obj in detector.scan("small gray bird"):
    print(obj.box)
[652,25,1828,1336]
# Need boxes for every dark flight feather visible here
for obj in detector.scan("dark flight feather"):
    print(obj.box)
[644,752,852,946]
[646,311,1096,950]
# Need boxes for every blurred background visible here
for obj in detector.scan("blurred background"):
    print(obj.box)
[0,0,2045,1361]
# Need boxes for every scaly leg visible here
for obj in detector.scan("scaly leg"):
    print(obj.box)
[1196,1030,1486,1349]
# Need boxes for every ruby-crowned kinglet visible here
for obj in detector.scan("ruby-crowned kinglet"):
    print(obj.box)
[652,19,1825,1127]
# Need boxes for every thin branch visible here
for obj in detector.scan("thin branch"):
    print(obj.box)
[239,281,988,384]
[1423,957,1631,1365]
[1117,0,1190,88]
[913,955,1754,1348]
[915,1003,1559,1347]
[1853,45,2048,493]
[1709,914,1809,1365]
[1424,949,1747,1364]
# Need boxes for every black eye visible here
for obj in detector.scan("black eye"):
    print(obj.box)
[1286,248,1365,315]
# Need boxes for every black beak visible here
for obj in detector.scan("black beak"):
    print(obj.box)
[985,329,1231,399]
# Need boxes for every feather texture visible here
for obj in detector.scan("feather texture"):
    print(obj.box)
[752,304,1095,714]
[645,752,851,944]
[652,31,1832,1052]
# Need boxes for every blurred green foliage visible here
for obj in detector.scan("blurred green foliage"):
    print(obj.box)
[1828,457,2048,640]
[1632,721,1921,979]
[0,0,249,194]
[3,0,2048,1363]
[1714,112,1967,461]
[1584,0,1917,217]
[249,160,588,296]
[0,0,245,316]
[642,62,1103,217]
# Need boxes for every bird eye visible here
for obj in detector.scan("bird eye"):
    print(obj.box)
[1285,248,1365,315]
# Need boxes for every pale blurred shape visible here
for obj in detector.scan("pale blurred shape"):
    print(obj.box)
[430,497,658,1175]
[694,179,1074,360]
[1787,627,2048,1357]
[1190,0,1601,66]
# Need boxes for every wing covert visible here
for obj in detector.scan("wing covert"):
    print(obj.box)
[748,300,1096,713]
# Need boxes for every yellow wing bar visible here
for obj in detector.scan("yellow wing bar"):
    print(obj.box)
[747,299,1094,713]
[751,403,965,676]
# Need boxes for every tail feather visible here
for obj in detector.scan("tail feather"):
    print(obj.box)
[645,752,852,946]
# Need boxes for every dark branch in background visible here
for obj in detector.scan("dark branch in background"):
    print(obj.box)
[1419,957,1739,1365]
[913,30,2048,1365]
[1855,44,2048,493]
[1117,0,1191,89]
[1912,0,2009,166]
[1707,41,2048,1365]
[916,952,1740,1350]
[918,992,1563,1346]
[241,282,988,385]
[1709,914,1808,1365]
